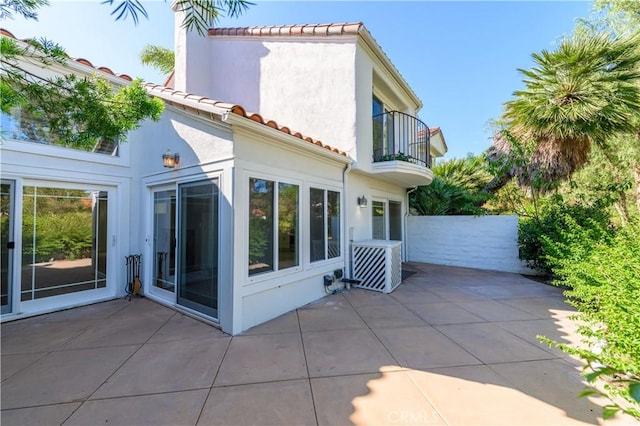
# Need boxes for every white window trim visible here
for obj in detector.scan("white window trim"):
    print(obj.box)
[18,179,118,313]
[307,185,342,268]
[371,196,403,241]
[246,174,303,284]
[148,184,177,302]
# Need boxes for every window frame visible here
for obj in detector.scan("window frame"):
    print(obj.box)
[1,107,120,156]
[308,186,342,265]
[247,175,302,281]
[19,182,115,304]
[371,197,403,241]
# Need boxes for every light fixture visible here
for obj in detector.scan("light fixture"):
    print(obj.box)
[162,149,180,168]
[357,195,368,208]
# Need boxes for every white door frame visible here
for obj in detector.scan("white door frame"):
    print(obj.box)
[1,179,16,315]
[148,184,177,302]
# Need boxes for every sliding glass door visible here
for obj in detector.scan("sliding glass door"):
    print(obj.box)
[152,188,176,294]
[1,180,15,314]
[177,180,219,319]
[21,186,108,302]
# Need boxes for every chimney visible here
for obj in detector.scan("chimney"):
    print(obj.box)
[171,1,211,94]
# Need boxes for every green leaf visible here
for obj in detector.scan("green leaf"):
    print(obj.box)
[602,405,619,419]
[578,388,600,398]
[585,369,607,383]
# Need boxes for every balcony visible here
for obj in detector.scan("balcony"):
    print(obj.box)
[371,111,433,187]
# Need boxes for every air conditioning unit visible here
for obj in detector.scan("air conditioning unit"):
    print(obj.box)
[352,240,402,293]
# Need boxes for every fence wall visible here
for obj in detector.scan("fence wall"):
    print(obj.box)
[407,215,534,274]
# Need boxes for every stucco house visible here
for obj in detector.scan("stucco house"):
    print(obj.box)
[0,14,446,334]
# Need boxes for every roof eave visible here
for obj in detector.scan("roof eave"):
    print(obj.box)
[357,27,423,111]
[225,112,352,164]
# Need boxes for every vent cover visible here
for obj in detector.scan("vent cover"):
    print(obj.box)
[352,240,402,293]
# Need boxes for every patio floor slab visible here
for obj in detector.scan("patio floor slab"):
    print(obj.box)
[1,262,635,425]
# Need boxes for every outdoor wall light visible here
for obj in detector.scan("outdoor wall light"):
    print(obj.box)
[162,149,180,168]
[357,195,368,208]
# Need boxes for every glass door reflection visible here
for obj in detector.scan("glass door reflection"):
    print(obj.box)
[153,189,176,293]
[177,180,218,319]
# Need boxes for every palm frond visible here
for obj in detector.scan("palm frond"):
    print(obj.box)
[173,0,253,35]
[139,44,174,75]
[496,31,640,186]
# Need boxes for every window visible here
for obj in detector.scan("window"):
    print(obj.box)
[278,183,299,270]
[389,201,402,241]
[372,95,395,162]
[372,200,386,240]
[21,186,108,301]
[372,199,402,241]
[248,178,299,276]
[310,188,341,262]
[0,107,119,155]
[372,96,384,160]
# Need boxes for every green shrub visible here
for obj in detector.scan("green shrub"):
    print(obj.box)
[518,198,611,275]
[410,156,493,216]
[22,211,93,263]
[410,177,489,216]
[542,220,640,419]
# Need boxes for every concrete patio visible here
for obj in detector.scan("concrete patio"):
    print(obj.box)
[1,263,635,425]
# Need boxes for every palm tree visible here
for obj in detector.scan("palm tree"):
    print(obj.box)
[101,1,252,35]
[492,31,640,187]
[410,156,492,215]
[140,45,175,76]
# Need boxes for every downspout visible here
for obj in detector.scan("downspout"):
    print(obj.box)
[404,186,418,262]
[343,162,352,280]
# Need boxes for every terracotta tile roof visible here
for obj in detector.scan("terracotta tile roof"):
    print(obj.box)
[3,27,346,158]
[143,83,347,157]
[429,127,448,152]
[1,28,133,81]
[417,127,441,137]
[209,22,363,37]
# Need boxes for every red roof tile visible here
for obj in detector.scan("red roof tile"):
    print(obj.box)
[1,28,132,81]
[208,23,363,37]
[143,83,347,157]
[429,127,448,151]
[2,27,347,158]
[207,22,421,109]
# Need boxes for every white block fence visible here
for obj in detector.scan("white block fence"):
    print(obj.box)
[407,215,535,274]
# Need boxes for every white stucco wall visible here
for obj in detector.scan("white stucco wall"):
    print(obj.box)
[346,171,407,244]
[232,128,348,333]
[186,37,359,156]
[407,215,535,274]
[173,11,212,95]
[174,27,429,175]
[353,43,422,175]
[128,107,234,178]
[127,106,237,333]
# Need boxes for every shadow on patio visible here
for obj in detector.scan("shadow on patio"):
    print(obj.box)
[1,263,634,425]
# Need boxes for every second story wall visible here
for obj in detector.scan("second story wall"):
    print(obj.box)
[354,40,422,173]
[172,20,432,168]
[175,32,360,155]
[212,37,359,155]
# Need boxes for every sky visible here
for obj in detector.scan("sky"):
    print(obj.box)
[4,0,593,159]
